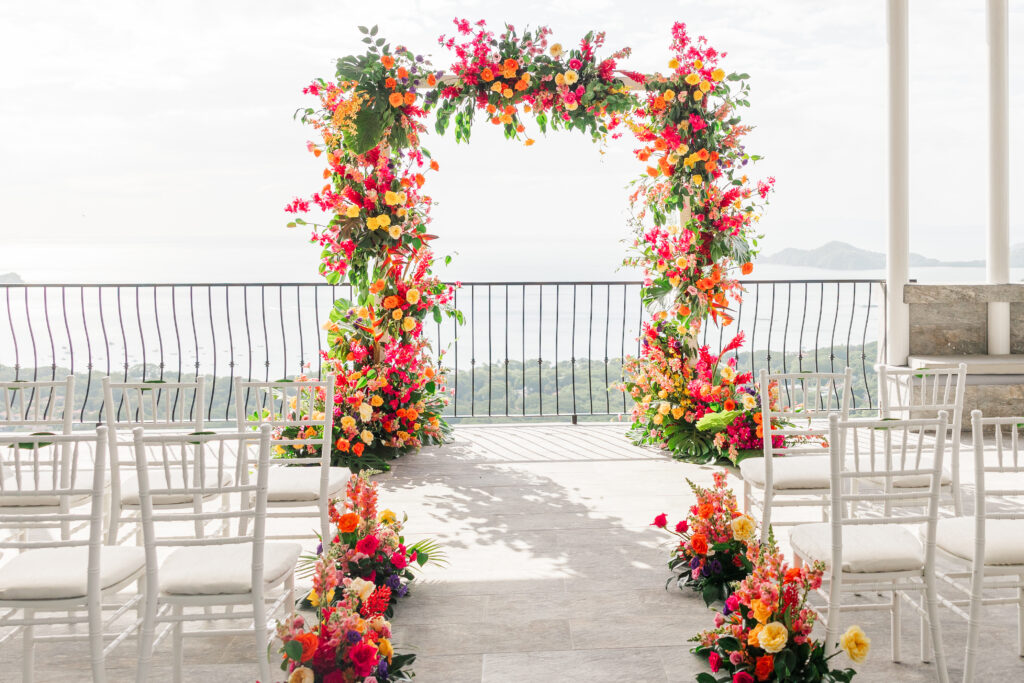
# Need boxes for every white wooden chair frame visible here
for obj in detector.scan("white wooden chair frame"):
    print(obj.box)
[792,413,950,683]
[0,429,143,683]
[877,363,966,514]
[101,376,209,545]
[234,376,335,543]
[743,368,852,531]
[931,411,1024,682]
[134,426,293,683]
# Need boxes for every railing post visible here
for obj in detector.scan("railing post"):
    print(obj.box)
[886,0,911,366]
[987,0,1010,354]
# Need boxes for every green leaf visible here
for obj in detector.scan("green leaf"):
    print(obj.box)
[695,410,742,432]
[716,636,740,652]
[697,674,718,683]
[282,639,303,662]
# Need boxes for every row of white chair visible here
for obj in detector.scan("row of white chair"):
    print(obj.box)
[0,426,292,683]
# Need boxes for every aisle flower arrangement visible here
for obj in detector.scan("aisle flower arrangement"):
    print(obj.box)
[692,534,865,682]
[624,333,782,464]
[287,19,772,463]
[652,472,756,604]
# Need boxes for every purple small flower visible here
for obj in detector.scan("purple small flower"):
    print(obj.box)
[315,542,323,555]
[377,660,390,678]
[710,559,723,575]
[690,557,701,571]
[346,629,362,644]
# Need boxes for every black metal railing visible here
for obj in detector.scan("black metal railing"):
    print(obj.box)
[0,280,885,424]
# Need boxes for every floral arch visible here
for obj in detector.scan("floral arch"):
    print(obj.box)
[284,19,774,470]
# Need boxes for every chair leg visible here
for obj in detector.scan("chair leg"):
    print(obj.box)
[924,573,951,683]
[136,581,157,683]
[1018,585,1024,657]
[743,480,751,515]
[89,597,107,683]
[921,605,932,663]
[891,590,901,662]
[254,596,270,683]
[761,491,772,536]
[825,575,840,656]
[172,605,184,683]
[22,612,34,683]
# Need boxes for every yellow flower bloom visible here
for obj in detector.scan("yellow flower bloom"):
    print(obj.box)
[730,514,756,542]
[402,316,416,332]
[346,205,360,218]
[550,43,563,58]
[288,668,314,683]
[370,395,383,407]
[391,308,402,320]
[406,288,420,304]
[668,58,680,69]
[742,394,758,411]
[366,216,378,231]
[340,415,356,430]
[652,413,664,425]
[840,625,871,663]
[360,429,374,444]
[358,403,373,421]
[700,80,711,93]
[663,89,675,101]
[751,598,773,623]
[684,73,700,86]
[555,73,565,86]
[658,402,671,415]
[747,623,763,647]
[691,175,703,186]
[693,90,703,100]
[712,68,725,82]
[564,70,579,85]
[378,638,393,662]
[758,621,789,654]
[671,406,685,420]
[388,225,402,239]
[379,509,397,524]
[377,214,392,228]
[384,190,399,205]
[693,59,703,69]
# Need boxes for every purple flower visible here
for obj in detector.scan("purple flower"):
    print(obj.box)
[315,542,323,555]
[346,629,362,644]
[690,557,701,570]
[377,660,390,678]
[710,559,723,575]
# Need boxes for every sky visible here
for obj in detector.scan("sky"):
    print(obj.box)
[0,0,1021,283]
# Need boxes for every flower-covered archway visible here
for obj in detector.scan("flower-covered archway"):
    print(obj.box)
[285,18,773,471]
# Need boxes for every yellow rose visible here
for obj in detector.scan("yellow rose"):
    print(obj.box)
[564,70,579,85]
[692,90,703,100]
[358,403,373,421]
[658,402,671,415]
[288,668,314,683]
[663,89,675,101]
[668,58,680,69]
[402,316,416,332]
[653,413,664,425]
[360,429,374,444]
[340,415,356,430]
[758,621,789,654]
[550,43,563,58]
[392,308,403,320]
[366,216,378,231]
[700,80,711,93]
[712,68,725,82]
[751,598,773,623]
[346,205,360,218]
[378,638,394,662]
[378,509,397,524]
[388,225,402,239]
[691,175,703,186]
[384,190,398,205]
[369,615,387,632]
[730,514,756,542]
[840,625,871,663]
[747,623,763,647]
[555,73,565,86]
[671,407,685,420]
[742,394,758,411]
[370,395,383,407]
[693,59,703,69]
[684,73,700,86]
[406,288,420,304]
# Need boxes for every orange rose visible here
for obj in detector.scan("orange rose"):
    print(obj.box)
[335,438,350,452]
[752,412,763,424]
[294,632,318,662]
[388,92,403,107]
[429,160,439,171]
[380,55,395,69]
[385,77,396,89]
[480,67,494,81]
[396,67,408,78]
[353,442,365,457]
[755,655,774,681]
[756,424,764,439]
[382,296,400,309]
[404,92,416,106]
[698,503,714,519]
[690,533,708,555]
[370,279,386,294]
[723,399,736,411]
[741,262,754,275]
[337,512,360,534]
[426,73,437,86]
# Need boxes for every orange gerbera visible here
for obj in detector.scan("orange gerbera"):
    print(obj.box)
[337,512,360,533]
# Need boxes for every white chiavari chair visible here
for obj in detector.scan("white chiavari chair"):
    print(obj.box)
[790,413,950,682]
[133,426,298,683]
[102,377,220,544]
[877,363,966,514]
[932,411,1024,682]
[0,429,145,683]
[741,368,852,531]
[234,376,338,543]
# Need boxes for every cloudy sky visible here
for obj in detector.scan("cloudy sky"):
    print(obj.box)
[0,0,1021,283]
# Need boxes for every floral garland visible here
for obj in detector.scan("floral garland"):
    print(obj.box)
[286,19,772,468]
[652,473,757,604]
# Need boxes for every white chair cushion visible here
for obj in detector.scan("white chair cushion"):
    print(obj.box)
[739,456,831,490]
[159,542,302,595]
[936,516,1024,566]
[120,468,233,506]
[0,546,145,600]
[0,468,105,508]
[790,522,924,573]
[267,466,348,503]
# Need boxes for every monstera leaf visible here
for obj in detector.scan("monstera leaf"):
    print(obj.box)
[346,103,391,154]
[695,409,742,433]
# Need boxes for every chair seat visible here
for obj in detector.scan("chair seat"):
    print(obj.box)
[120,468,234,506]
[790,522,924,573]
[739,456,831,490]
[267,466,348,503]
[0,546,145,600]
[936,516,1024,566]
[0,469,106,508]
[159,542,302,596]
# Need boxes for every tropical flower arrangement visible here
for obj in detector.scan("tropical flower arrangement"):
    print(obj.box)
[652,472,756,605]
[279,474,443,681]
[286,19,772,462]
[691,533,866,683]
[624,333,783,464]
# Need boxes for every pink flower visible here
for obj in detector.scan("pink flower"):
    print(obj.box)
[675,520,688,533]
[348,641,380,677]
[355,534,380,556]
[733,673,754,683]
[709,651,721,673]
[652,513,668,528]
[568,58,582,70]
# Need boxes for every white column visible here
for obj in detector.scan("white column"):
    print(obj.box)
[988,0,1011,355]
[886,0,910,366]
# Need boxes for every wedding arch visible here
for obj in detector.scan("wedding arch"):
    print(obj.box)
[283,19,773,470]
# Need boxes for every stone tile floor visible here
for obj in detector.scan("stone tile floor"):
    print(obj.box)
[3,423,1024,681]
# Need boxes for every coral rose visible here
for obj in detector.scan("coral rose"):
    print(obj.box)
[840,625,871,663]
[741,262,754,275]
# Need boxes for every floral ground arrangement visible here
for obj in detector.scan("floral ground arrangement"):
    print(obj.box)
[653,472,757,605]
[277,474,444,682]
[283,18,774,468]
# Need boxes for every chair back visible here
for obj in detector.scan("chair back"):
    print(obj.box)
[828,413,949,530]
[0,429,107,548]
[878,363,965,426]
[759,368,852,462]
[132,426,270,548]
[233,377,334,467]
[970,411,1024,521]
[0,376,75,434]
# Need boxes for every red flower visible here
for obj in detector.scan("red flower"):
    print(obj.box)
[733,673,754,683]
[652,513,668,528]
[323,672,345,683]
[690,533,708,555]
[568,58,582,70]
[755,655,774,681]
[675,520,688,534]
[709,651,721,673]
[347,641,379,677]
[356,534,380,556]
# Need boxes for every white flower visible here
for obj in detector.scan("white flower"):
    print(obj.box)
[742,394,758,411]
[349,577,375,602]
[730,514,757,542]
[358,402,373,421]
[720,365,736,382]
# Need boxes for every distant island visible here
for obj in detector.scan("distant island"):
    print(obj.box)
[0,273,24,284]
[760,241,994,270]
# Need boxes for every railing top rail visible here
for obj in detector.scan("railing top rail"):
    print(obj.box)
[0,278,886,287]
